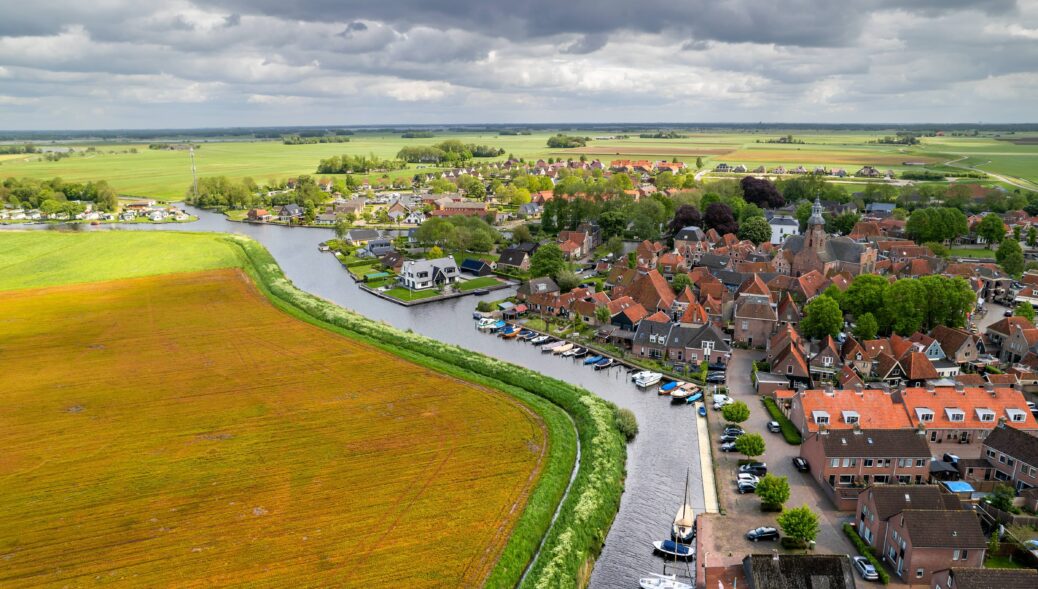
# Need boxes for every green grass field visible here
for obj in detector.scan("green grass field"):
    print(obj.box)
[2,130,1035,200]
[0,231,242,290]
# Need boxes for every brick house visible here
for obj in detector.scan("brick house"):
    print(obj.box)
[999,323,1038,363]
[880,509,985,585]
[790,387,912,435]
[800,429,933,509]
[733,293,777,347]
[986,316,1033,350]
[931,568,1038,589]
[981,423,1038,491]
[809,335,842,382]
[856,485,962,551]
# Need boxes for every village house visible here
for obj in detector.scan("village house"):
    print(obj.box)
[768,215,799,244]
[789,387,913,435]
[400,256,459,291]
[981,423,1038,491]
[345,228,381,246]
[931,568,1038,589]
[880,508,985,584]
[496,247,531,273]
[247,208,272,222]
[733,293,777,347]
[800,429,933,509]
[278,203,303,222]
[932,326,982,365]
[516,276,559,301]
[900,384,1038,455]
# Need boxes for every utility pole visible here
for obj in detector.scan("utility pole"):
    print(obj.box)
[189,146,198,199]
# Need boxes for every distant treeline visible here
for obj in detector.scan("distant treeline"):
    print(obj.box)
[901,170,986,181]
[1,176,119,212]
[401,131,436,138]
[316,154,406,174]
[396,140,505,164]
[546,134,589,148]
[638,131,686,139]
[186,175,330,211]
[0,144,38,154]
[499,130,532,136]
[282,135,351,145]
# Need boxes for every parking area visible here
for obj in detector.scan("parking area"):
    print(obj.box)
[700,349,883,584]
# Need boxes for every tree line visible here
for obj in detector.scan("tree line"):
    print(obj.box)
[396,140,504,164]
[1,177,119,213]
[315,154,406,174]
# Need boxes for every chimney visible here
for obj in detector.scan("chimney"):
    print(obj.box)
[955,382,965,393]
[854,383,864,396]
[926,382,935,393]
[825,384,834,396]
[985,383,996,396]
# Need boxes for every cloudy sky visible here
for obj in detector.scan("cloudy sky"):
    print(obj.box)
[1,1,1036,129]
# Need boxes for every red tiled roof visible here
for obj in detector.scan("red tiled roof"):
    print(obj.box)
[901,386,1038,431]
[795,389,913,432]
[863,338,892,359]
[901,352,939,380]
[645,311,671,323]
[628,269,676,311]
[955,373,985,386]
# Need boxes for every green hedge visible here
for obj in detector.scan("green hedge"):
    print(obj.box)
[843,523,890,584]
[763,397,802,445]
[223,235,628,589]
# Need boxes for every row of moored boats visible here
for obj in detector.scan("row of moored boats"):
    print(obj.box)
[477,319,618,370]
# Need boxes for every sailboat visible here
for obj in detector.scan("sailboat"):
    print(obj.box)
[639,573,693,589]
[671,471,696,543]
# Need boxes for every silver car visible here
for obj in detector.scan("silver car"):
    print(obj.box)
[852,556,879,581]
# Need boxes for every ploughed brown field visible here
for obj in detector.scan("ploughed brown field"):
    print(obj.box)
[0,269,545,587]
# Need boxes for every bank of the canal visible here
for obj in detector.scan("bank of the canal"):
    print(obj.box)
[2,206,711,587]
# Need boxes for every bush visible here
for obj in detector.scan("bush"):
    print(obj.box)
[722,400,751,424]
[843,523,890,584]
[225,235,627,589]
[763,397,802,445]
[476,301,495,312]
[780,537,807,550]
[615,408,639,442]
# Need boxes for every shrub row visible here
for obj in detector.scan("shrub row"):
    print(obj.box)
[225,235,629,589]
[842,523,890,584]
[763,397,802,445]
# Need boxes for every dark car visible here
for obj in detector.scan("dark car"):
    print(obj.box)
[719,434,741,444]
[739,462,767,476]
[745,527,780,542]
[723,426,745,436]
[707,362,727,372]
[1005,309,1014,317]
[706,372,726,383]
[766,421,781,433]
[792,457,809,472]
[737,481,758,494]
[720,441,738,452]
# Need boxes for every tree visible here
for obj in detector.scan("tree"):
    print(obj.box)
[530,243,566,278]
[735,432,765,458]
[333,216,352,241]
[841,274,890,321]
[415,217,456,245]
[1028,226,1037,247]
[924,241,949,258]
[598,210,628,238]
[511,224,533,244]
[1015,301,1036,322]
[740,176,784,208]
[801,295,843,339]
[987,484,1016,512]
[827,212,860,236]
[885,278,926,335]
[555,269,580,292]
[906,207,968,244]
[671,273,693,294]
[668,204,702,235]
[595,305,612,324]
[704,202,738,235]
[426,245,444,259]
[777,505,820,545]
[977,214,1006,247]
[722,400,751,425]
[1014,225,1022,241]
[738,216,772,245]
[756,475,791,510]
[695,156,704,170]
[997,238,1025,277]
[853,312,879,340]
[603,235,625,259]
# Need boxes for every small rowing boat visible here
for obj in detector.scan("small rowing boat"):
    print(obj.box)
[583,355,602,365]
[529,335,550,345]
[552,342,574,355]
[593,358,614,370]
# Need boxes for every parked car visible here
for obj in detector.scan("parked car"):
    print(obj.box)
[792,457,809,472]
[745,527,779,542]
[719,434,741,444]
[737,473,759,485]
[1004,309,1014,317]
[739,462,767,476]
[852,556,879,581]
[737,481,758,494]
[766,421,781,433]
[707,362,727,372]
[706,372,726,383]
[720,441,738,452]
[723,426,745,436]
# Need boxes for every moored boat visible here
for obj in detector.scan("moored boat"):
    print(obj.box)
[685,391,703,404]
[639,573,693,589]
[530,335,550,345]
[517,329,533,339]
[476,317,497,330]
[571,347,588,358]
[672,471,696,543]
[500,326,520,338]
[552,342,574,355]
[630,369,652,382]
[583,355,603,365]
[698,405,707,417]
[593,358,614,370]
[652,539,694,560]
[540,340,561,352]
[634,372,663,388]
[658,380,681,395]
[670,383,698,401]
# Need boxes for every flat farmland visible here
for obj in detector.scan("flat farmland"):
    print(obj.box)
[0,268,546,587]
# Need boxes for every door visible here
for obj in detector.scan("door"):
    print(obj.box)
[960,431,969,444]
[930,431,938,442]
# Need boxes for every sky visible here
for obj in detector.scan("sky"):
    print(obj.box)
[0,1,1036,129]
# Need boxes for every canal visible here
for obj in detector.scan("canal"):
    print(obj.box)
[5,208,707,587]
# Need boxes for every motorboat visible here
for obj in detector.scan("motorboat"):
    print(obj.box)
[670,383,699,402]
[634,372,664,388]
[517,329,534,339]
[530,335,550,345]
[657,380,682,395]
[630,369,653,382]
[562,346,583,357]
[583,355,603,365]
[639,573,693,589]
[488,320,507,333]
[652,539,694,560]
[593,358,614,370]
[476,317,498,330]
[552,342,574,355]
[570,347,588,358]
[684,391,703,404]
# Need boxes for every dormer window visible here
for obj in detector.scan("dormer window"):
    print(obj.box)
[945,408,965,422]
[842,411,859,424]
[649,334,657,343]
[813,411,830,425]
[823,356,833,367]
[975,408,995,422]
[1006,408,1027,422]
[916,408,934,422]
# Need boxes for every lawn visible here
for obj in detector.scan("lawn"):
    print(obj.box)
[947,247,996,259]
[0,263,547,587]
[458,276,502,291]
[0,231,242,290]
[984,554,1026,569]
[384,286,443,301]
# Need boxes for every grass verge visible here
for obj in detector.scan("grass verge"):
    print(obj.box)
[226,234,628,589]
[763,397,802,445]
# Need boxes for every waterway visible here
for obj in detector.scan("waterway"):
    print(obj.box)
[4,208,707,587]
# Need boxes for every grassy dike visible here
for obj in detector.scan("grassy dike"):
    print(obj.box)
[225,234,628,588]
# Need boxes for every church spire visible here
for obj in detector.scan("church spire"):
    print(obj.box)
[808,196,825,227]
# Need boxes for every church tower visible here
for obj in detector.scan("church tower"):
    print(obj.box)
[805,197,826,253]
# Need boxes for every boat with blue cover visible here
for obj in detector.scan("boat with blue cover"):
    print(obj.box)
[583,355,602,365]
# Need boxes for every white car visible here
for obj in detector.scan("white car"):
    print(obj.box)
[737,473,759,485]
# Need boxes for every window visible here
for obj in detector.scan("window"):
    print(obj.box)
[987,449,997,459]
[916,569,925,579]
[787,364,793,374]
[864,459,874,467]
[823,356,833,367]
[961,549,968,560]
[839,475,854,485]
[999,454,1007,464]
[952,550,960,560]
[915,459,926,467]
[898,475,910,484]
[741,321,749,331]
[831,458,840,468]
[843,411,860,424]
